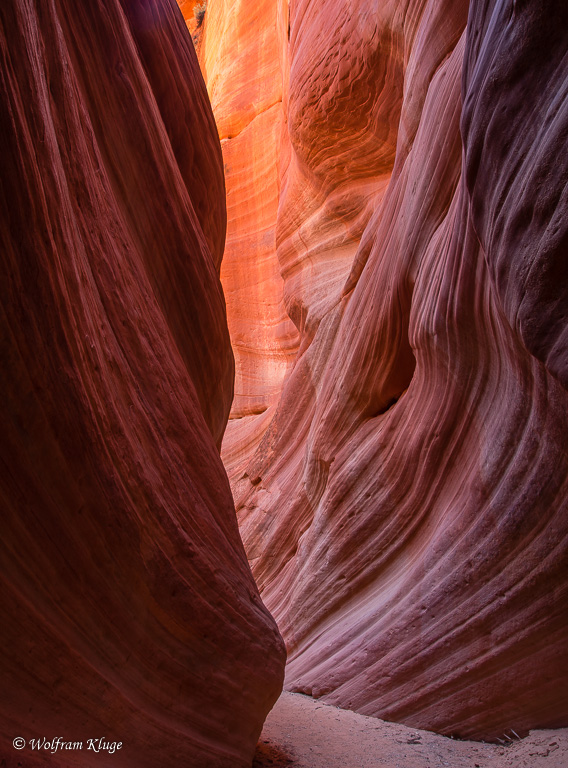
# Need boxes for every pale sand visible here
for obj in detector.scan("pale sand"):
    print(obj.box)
[253,692,567,768]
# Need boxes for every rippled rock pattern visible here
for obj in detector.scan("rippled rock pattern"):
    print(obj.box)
[196,0,301,482]
[200,0,568,740]
[0,1,284,765]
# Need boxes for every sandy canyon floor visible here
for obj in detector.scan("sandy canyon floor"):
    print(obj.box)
[253,693,568,768]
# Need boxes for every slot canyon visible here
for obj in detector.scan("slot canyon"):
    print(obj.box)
[0,0,567,766]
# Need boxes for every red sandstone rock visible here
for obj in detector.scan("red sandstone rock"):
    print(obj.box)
[0,1,284,765]
[205,0,568,741]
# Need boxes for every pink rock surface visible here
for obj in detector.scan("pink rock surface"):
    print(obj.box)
[206,0,568,741]
[0,1,284,765]
[461,0,568,388]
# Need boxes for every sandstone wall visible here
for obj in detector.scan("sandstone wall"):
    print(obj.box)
[199,0,568,740]
[0,1,284,765]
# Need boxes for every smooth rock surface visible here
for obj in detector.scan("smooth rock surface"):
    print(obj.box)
[203,0,568,741]
[0,1,284,765]
[198,0,300,457]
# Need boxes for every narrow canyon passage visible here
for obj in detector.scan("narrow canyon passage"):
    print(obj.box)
[0,0,566,766]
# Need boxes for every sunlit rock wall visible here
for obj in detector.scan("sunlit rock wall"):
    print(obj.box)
[199,0,568,741]
[195,0,301,480]
[0,1,284,765]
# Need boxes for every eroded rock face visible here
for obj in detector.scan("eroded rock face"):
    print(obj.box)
[202,0,568,740]
[195,0,301,483]
[0,1,284,765]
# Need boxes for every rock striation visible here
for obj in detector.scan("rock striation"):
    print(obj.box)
[0,1,284,766]
[196,0,301,482]
[200,0,568,741]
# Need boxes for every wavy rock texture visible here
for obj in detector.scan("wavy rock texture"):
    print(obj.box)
[0,1,284,766]
[202,0,568,741]
[195,0,300,482]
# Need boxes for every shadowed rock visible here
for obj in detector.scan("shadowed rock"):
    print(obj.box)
[0,1,284,765]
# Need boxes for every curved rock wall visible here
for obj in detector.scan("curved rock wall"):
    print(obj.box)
[200,0,568,741]
[203,0,300,414]
[195,0,301,481]
[0,1,284,765]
